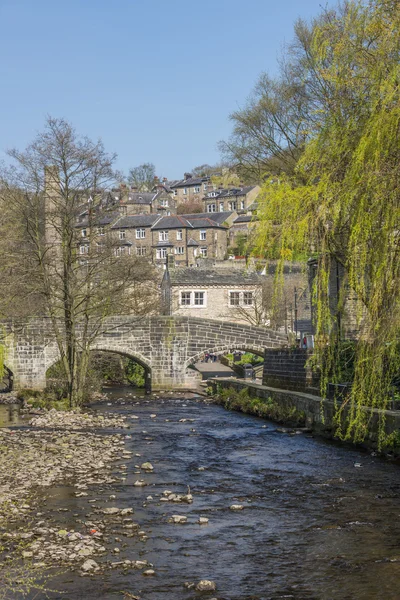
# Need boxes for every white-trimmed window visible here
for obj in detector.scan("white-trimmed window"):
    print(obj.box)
[219,202,224,212]
[119,230,126,240]
[228,201,237,211]
[240,200,245,210]
[194,291,205,306]
[199,247,208,257]
[115,246,130,256]
[160,198,169,207]
[180,291,191,305]
[175,246,184,255]
[207,204,216,213]
[183,187,188,195]
[194,185,200,193]
[203,184,208,191]
[200,230,206,240]
[136,247,146,256]
[159,230,169,242]
[243,292,253,305]
[156,247,167,259]
[79,244,89,255]
[173,189,177,196]
[176,230,183,240]
[229,291,240,306]
[81,228,87,238]
[97,226,105,236]
[136,228,145,239]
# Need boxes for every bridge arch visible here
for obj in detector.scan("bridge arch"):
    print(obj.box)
[184,343,265,369]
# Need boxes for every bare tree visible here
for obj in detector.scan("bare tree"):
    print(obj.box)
[127,162,156,191]
[0,117,158,407]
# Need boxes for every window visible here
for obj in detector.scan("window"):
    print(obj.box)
[229,291,240,306]
[240,200,245,210]
[181,292,191,305]
[115,246,128,257]
[183,187,188,195]
[159,230,169,241]
[173,189,177,196]
[200,230,206,240]
[136,247,146,256]
[96,242,104,253]
[81,228,87,238]
[156,248,167,259]
[136,228,145,239]
[199,247,208,257]
[203,184,208,191]
[175,246,184,255]
[119,230,126,240]
[97,226,105,236]
[79,244,89,255]
[207,204,216,213]
[176,230,183,240]
[160,199,169,207]
[194,291,205,306]
[243,292,253,306]
[228,201,237,211]
[194,186,200,193]
[219,202,224,212]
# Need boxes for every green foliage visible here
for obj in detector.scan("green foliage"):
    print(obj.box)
[125,360,145,388]
[226,352,263,365]
[214,385,306,425]
[250,0,400,448]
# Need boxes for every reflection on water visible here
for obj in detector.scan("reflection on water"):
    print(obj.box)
[0,403,21,427]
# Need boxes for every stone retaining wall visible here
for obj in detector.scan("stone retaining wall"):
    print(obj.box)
[263,348,320,393]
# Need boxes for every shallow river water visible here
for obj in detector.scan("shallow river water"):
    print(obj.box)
[18,388,400,599]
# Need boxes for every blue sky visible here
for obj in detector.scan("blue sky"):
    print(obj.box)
[0,0,332,180]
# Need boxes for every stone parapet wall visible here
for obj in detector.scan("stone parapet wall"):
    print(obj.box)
[263,348,320,393]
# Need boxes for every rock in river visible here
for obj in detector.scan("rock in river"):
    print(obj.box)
[196,580,217,591]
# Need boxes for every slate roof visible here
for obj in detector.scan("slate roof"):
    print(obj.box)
[152,241,174,248]
[234,215,257,223]
[151,215,192,230]
[187,217,227,229]
[111,215,161,229]
[214,186,256,199]
[182,212,234,224]
[187,238,199,247]
[170,175,211,189]
[168,269,261,286]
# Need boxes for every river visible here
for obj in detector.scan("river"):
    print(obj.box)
[8,387,400,599]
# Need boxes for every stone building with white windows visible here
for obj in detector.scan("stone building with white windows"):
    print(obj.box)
[161,268,262,323]
[203,185,260,215]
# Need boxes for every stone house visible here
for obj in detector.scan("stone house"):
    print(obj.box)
[108,212,231,265]
[110,214,161,258]
[203,185,260,215]
[169,173,215,205]
[150,214,228,266]
[106,185,176,216]
[161,268,262,324]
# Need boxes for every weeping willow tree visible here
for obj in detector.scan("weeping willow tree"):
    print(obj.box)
[252,0,400,446]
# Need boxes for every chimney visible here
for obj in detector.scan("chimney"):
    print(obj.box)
[184,172,192,181]
[131,185,138,192]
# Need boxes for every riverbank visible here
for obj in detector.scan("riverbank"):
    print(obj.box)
[208,378,400,458]
[0,408,154,596]
[1,390,400,599]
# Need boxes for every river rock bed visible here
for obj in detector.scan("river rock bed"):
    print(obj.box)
[0,409,147,574]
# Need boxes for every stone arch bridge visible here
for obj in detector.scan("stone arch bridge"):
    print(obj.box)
[1,316,287,391]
